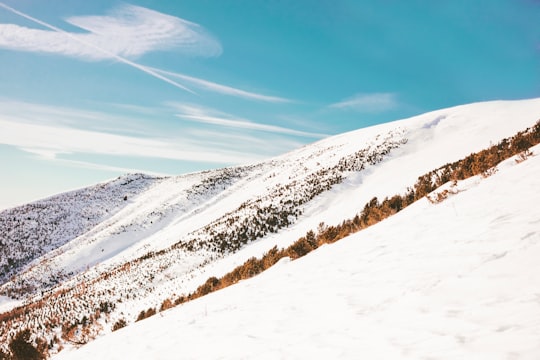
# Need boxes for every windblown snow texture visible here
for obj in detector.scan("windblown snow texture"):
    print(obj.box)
[0,98,539,359]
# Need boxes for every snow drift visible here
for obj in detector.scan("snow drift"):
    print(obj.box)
[56,136,540,360]
[0,98,539,359]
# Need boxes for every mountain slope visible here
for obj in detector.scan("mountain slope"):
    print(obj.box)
[1,98,539,356]
[0,173,160,284]
[56,142,540,360]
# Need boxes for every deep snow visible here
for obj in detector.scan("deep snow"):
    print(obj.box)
[1,98,539,358]
[54,135,540,358]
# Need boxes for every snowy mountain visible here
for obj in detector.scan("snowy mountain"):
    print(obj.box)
[56,139,540,360]
[0,173,160,285]
[1,98,539,359]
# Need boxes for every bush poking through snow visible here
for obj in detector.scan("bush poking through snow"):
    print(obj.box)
[515,149,532,164]
[135,308,156,322]
[112,319,127,332]
[160,298,174,312]
[0,119,538,357]
[7,329,47,360]
[166,119,540,313]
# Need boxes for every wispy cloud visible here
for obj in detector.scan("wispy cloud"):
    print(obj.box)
[0,98,158,137]
[329,93,398,112]
[173,103,328,138]
[0,3,290,103]
[153,68,292,103]
[0,3,223,93]
[0,100,318,171]
[53,158,170,176]
[0,3,221,60]
[0,116,268,165]
[0,100,262,165]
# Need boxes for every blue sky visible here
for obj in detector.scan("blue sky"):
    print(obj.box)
[0,0,539,209]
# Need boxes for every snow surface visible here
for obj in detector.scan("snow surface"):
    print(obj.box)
[4,100,538,296]
[55,143,540,360]
[2,98,540,356]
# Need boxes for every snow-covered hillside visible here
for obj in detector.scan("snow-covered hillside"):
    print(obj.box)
[55,141,540,360]
[0,173,160,284]
[1,98,539,357]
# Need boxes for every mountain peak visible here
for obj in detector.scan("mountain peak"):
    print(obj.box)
[1,98,539,358]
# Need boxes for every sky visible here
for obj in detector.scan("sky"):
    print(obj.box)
[0,0,539,209]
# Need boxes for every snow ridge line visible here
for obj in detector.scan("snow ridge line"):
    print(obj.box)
[0,128,407,355]
[181,128,407,254]
[162,119,540,319]
[0,174,161,284]
[2,118,538,357]
[0,166,256,299]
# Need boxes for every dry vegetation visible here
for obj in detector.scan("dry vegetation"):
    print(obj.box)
[159,119,540,319]
[0,120,538,358]
[0,174,159,285]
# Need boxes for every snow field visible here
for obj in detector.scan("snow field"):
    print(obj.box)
[1,98,539,356]
[56,139,540,360]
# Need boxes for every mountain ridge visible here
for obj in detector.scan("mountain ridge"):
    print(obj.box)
[1,98,539,357]
[56,141,540,360]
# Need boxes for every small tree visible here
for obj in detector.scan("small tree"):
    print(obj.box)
[8,329,46,360]
[136,307,156,322]
[112,319,127,332]
[160,298,174,312]
[0,348,10,360]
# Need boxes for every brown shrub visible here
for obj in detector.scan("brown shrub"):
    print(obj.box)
[8,329,47,360]
[160,298,174,312]
[286,238,314,259]
[112,319,127,332]
[135,307,156,322]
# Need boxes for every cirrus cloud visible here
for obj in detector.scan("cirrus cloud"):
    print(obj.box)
[0,3,292,101]
[0,100,316,171]
[329,93,399,113]
[0,3,222,60]
[152,68,292,103]
[0,114,258,165]
[172,103,328,138]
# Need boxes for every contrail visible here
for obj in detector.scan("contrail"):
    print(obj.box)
[0,2,195,94]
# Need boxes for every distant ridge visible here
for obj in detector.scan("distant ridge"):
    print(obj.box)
[0,98,539,358]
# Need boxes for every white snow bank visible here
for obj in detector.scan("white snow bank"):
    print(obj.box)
[55,124,540,360]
